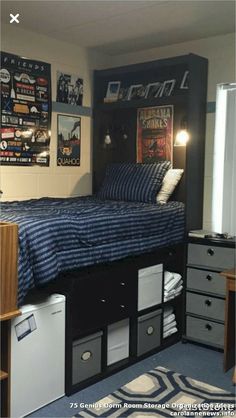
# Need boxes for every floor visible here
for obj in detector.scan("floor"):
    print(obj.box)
[28,342,235,417]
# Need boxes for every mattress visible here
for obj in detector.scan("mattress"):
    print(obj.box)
[0,196,185,304]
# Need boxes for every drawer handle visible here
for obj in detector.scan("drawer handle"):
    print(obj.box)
[205,299,212,307]
[206,274,213,281]
[120,282,125,286]
[146,326,154,336]
[205,324,212,331]
[81,351,92,361]
[207,248,215,256]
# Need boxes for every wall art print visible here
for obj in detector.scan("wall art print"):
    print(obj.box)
[57,114,81,166]
[0,51,51,166]
[56,71,83,106]
[137,105,174,164]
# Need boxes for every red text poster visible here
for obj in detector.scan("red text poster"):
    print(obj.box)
[137,105,173,163]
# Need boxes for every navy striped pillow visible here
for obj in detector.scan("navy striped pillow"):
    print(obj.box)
[97,162,171,203]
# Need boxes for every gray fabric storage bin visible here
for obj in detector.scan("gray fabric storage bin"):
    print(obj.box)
[137,309,162,356]
[186,292,225,321]
[72,331,102,385]
[186,316,224,348]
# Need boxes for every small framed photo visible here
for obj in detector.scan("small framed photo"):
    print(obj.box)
[104,81,121,102]
[127,84,145,100]
[145,82,163,99]
[180,71,189,89]
[118,87,129,101]
[159,79,176,97]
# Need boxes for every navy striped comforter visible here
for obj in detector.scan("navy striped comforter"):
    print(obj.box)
[0,196,185,304]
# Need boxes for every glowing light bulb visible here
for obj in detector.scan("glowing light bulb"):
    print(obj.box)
[175,129,189,146]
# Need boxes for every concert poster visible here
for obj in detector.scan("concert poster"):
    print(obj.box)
[137,105,173,164]
[0,51,51,166]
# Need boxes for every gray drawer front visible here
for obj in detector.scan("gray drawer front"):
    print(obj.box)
[187,268,226,296]
[72,333,102,385]
[188,244,234,270]
[137,311,161,356]
[186,316,224,348]
[186,292,225,321]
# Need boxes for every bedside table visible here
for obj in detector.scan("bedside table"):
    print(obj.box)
[184,237,235,349]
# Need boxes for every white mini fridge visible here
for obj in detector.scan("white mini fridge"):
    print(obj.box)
[11,294,65,418]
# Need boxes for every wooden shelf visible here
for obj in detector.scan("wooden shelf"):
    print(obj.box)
[0,310,21,322]
[0,370,8,381]
[97,94,187,111]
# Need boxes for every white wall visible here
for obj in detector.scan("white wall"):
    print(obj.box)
[108,33,236,230]
[0,24,110,201]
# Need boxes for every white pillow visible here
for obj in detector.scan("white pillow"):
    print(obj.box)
[156,169,184,203]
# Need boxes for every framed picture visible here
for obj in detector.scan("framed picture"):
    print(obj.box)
[118,87,129,101]
[180,70,189,89]
[137,105,174,164]
[104,81,121,102]
[57,114,81,166]
[159,79,176,97]
[56,71,83,106]
[145,82,163,99]
[127,84,145,100]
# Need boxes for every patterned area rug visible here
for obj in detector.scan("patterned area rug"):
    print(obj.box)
[74,367,235,417]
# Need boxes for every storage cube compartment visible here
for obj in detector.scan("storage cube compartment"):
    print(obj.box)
[107,319,129,366]
[72,331,102,385]
[163,305,178,339]
[138,264,163,311]
[137,309,162,356]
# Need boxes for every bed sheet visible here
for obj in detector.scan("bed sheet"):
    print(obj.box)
[0,196,185,304]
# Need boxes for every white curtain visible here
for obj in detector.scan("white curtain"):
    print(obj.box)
[212,84,236,235]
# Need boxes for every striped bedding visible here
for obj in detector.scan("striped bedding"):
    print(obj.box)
[0,196,185,304]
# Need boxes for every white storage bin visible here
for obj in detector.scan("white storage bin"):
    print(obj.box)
[107,319,129,366]
[138,264,163,311]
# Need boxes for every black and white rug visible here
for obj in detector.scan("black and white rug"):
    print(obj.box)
[74,367,235,417]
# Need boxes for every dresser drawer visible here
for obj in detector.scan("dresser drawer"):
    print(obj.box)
[186,316,224,348]
[186,292,225,321]
[188,244,234,270]
[187,268,226,296]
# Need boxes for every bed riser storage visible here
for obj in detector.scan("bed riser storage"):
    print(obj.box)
[47,242,185,395]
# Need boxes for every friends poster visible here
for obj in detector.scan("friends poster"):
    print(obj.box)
[0,51,51,166]
[137,105,173,163]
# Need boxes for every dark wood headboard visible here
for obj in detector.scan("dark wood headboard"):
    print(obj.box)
[93,54,208,231]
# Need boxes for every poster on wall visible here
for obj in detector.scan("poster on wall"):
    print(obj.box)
[57,114,81,166]
[137,105,173,164]
[0,51,51,166]
[56,71,83,106]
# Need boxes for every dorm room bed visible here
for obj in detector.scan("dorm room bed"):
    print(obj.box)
[0,196,185,305]
[0,161,187,395]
